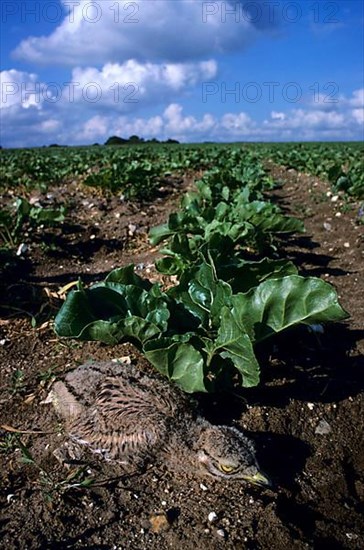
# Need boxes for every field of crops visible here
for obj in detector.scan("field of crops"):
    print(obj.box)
[1,142,363,549]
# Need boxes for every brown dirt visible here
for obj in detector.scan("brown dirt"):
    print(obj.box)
[0,166,363,550]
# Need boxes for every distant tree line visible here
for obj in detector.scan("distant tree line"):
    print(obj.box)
[6,136,180,149]
[104,135,179,146]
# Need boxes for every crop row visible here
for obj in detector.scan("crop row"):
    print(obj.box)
[1,142,362,200]
[55,148,348,393]
[258,142,364,199]
[0,145,212,199]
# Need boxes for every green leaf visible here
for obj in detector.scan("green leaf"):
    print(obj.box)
[203,307,260,387]
[221,186,230,201]
[54,269,169,346]
[149,223,174,246]
[17,440,35,465]
[83,317,162,345]
[104,264,151,290]
[253,213,304,234]
[30,205,66,224]
[144,338,206,393]
[155,255,185,276]
[204,219,250,242]
[15,197,31,217]
[231,275,349,343]
[219,257,298,293]
[169,259,232,328]
[54,287,100,339]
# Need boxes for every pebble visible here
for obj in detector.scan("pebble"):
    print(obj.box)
[112,356,131,365]
[208,512,218,523]
[29,196,41,206]
[149,513,170,533]
[323,222,332,231]
[343,242,350,248]
[16,243,28,256]
[200,483,208,491]
[216,529,226,539]
[331,195,339,202]
[335,212,342,217]
[307,403,315,410]
[315,420,332,435]
[128,223,137,236]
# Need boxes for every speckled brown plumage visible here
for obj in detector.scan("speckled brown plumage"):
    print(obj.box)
[48,361,270,485]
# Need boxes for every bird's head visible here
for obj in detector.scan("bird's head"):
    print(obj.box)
[194,424,271,487]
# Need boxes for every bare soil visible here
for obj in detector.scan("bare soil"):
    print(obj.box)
[0,166,363,550]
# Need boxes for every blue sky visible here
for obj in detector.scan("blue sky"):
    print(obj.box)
[1,0,363,147]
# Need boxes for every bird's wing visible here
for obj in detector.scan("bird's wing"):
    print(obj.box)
[67,375,172,464]
[49,380,85,423]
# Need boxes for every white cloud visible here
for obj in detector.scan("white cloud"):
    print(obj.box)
[39,119,61,132]
[271,111,286,121]
[351,108,364,126]
[346,89,364,128]
[1,69,43,110]
[13,0,262,66]
[112,115,164,140]
[266,108,346,130]
[75,101,360,144]
[68,59,217,112]
[347,88,364,108]
[1,60,217,120]
[221,112,255,134]
[2,87,364,147]
[77,115,109,141]
[307,92,341,111]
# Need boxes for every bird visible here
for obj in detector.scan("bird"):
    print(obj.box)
[47,360,270,486]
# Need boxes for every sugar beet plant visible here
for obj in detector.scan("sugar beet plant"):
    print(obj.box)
[150,153,304,280]
[0,197,66,249]
[55,149,348,393]
[264,142,364,199]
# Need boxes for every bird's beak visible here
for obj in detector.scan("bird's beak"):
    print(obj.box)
[244,470,272,487]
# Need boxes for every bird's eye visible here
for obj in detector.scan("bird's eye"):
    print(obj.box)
[219,464,236,474]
